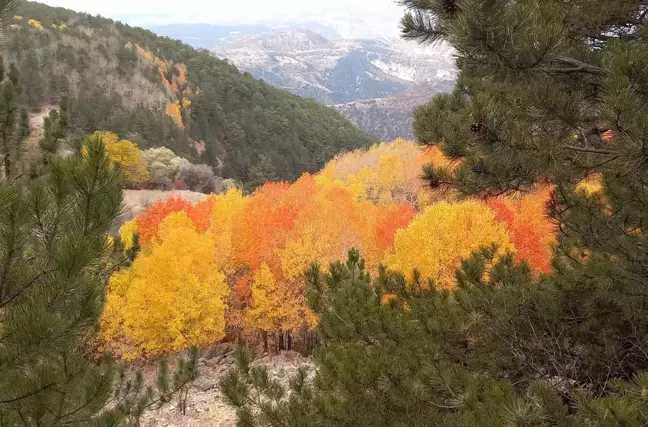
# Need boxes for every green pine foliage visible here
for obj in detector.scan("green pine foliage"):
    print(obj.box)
[0,135,201,426]
[406,0,648,390]
[0,137,122,425]
[222,249,648,426]
[0,58,29,179]
[246,154,279,192]
[8,1,375,187]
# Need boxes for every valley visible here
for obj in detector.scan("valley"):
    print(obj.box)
[212,31,456,140]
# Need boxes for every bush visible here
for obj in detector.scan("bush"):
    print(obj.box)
[178,162,216,193]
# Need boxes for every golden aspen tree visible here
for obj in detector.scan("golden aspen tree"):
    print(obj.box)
[101,212,229,359]
[386,201,513,288]
[165,101,184,128]
[245,263,310,334]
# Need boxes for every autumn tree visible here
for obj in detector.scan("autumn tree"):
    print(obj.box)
[244,263,309,339]
[88,131,148,183]
[130,196,190,244]
[385,200,512,288]
[318,139,451,207]
[486,188,555,274]
[101,211,229,359]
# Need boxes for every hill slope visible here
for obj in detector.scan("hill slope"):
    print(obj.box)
[8,2,375,184]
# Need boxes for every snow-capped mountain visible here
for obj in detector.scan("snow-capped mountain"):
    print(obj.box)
[212,30,457,139]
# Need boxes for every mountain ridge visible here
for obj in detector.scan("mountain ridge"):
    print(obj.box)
[9,2,375,185]
[213,30,457,139]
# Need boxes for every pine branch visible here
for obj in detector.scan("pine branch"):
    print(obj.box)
[561,145,614,154]
[400,9,446,44]
[539,56,608,76]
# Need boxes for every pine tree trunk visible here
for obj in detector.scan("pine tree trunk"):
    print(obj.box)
[3,152,10,179]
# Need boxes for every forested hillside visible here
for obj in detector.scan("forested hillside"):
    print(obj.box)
[8,2,374,185]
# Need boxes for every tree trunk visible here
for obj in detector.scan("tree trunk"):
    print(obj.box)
[262,331,268,354]
[3,153,10,180]
[287,332,292,351]
[278,330,285,351]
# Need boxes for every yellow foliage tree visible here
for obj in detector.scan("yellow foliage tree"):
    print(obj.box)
[89,131,149,182]
[385,201,514,288]
[101,212,229,359]
[245,263,310,333]
[27,19,43,30]
[206,189,248,274]
[176,64,188,86]
[119,218,138,250]
[165,101,184,129]
[278,183,367,280]
[318,139,454,208]
[14,15,23,21]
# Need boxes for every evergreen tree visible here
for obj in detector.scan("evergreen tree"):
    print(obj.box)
[39,108,68,154]
[0,137,199,426]
[0,59,29,179]
[20,51,43,109]
[405,0,648,391]
[0,137,123,425]
[247,154,278,190]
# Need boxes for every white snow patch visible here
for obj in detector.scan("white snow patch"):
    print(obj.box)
[371,59,417,82]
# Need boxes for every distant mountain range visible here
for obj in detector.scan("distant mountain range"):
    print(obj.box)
[147,23,342,49]
[147,24,457,140]
[212,30,457,140]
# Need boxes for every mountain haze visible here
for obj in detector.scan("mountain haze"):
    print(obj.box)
[147,22,342,49]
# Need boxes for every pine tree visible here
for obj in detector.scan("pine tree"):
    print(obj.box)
[247,154,278,191]
[0,59,29,179]
[406,0,648,390]
[0,137,199,426]
[0,137,123,425]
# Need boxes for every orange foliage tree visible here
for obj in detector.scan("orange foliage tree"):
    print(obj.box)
[487,188,555,273]
[135,196,191,244]
[165,101,184,129]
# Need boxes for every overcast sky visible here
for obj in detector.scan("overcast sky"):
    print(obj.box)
[38,0,405,27]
